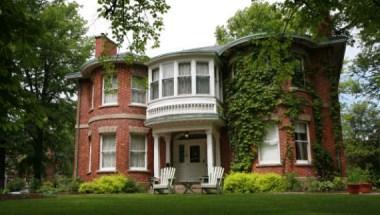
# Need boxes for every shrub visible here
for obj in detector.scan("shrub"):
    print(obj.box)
[306,177,346,192]
[79,174,140,194]
[284,173,302,192]
[6,177,25,192]
[224,172,286,193]
[38,181,58,195]
[54,175,81,193]
[29,178,41,192]
[347,167,370,183]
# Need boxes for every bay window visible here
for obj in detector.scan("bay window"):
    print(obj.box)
[131,76,146,104]
[150,68,159,100]
[162,62,174,97]
[259,124,281,164]
[196,62,210,94]
[102,73,118,105]
[294,122,310,163]
[178,62,192,95]
[129,133,147,170]
[100,134,116,170]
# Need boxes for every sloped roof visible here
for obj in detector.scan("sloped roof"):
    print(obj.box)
[67,33,347,80]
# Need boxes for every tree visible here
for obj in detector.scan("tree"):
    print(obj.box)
[97,0,170,54]
[0,0,44,189]
[342,101,380,182]
[215,1,305,45]
[15,0,92,179]
[280,0,380,98]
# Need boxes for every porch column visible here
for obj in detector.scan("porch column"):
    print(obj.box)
[215,131,221,166]
[206,130,214,173]
[164,135,171,165]
[153,134,160,178]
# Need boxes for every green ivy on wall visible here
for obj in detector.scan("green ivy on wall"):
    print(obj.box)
[224,36,340,177]
[224,37,299,172]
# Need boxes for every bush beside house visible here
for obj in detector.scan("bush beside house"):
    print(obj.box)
[79,174,142,194]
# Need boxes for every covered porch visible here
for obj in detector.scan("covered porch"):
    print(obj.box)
[152,124,222,183]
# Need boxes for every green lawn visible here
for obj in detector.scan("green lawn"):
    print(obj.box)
[1,193,380,215]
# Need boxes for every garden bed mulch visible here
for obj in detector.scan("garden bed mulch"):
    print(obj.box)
[0,193,44,201]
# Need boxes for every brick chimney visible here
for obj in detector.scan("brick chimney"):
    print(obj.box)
[95,33,117,57]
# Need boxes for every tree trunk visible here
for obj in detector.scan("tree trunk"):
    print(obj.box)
[32,129,44,180]
[0,146,5,189]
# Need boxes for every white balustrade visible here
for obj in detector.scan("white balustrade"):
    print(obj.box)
[147,96,220,119]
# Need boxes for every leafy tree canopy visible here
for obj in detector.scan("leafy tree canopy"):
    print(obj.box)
[97,0,170,54]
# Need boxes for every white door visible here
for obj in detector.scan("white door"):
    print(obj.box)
[173,140,207,182]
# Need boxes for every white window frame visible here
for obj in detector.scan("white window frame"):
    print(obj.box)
[258,124,281,165]
[294,121,312,164]
[102,74,118,106]
[195,61,211,95]
[88,141,92,173]
[99,133,117,171]
[161,62,175,97]
[129,133,148,171]
[150,68,159,100]
[130,75,147,106]
[177,61,192,95]
[91,83,95,109]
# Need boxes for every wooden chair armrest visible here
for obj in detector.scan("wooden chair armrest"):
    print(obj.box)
[150,177,160,184]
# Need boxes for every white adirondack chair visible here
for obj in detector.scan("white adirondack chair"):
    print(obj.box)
[201,166,224,194]
[152,167,176,194]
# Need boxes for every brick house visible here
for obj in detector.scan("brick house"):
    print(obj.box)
[67,33,346,185]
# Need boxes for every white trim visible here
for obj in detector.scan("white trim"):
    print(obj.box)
[88,141,92,173]
[99,133,117,171]
[129,133,148,171]
[130,75,147,105]
[91,83,95,109]
[102,74,118,106]
[294,121,312,164]
[258,124,281,165]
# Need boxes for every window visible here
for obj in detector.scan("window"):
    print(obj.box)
[259,124,280,164]
[129,134,147,170]
[294,122,310,163]
[88,141,92,173]
[162,63,174,97]
[190,145,200,163]
[292,58,305,88]
[100,134,116,170]
[91,83,95,109]
[131,76,146,104]
[196,62,210,94]
[178,62,192,95]
[150,68,159,100]
[102,74,118,105]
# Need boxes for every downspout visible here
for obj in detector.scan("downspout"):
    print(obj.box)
[73,80,81,178]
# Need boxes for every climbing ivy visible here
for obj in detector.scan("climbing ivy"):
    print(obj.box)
[225,37,300,172]
[225,36,341,177]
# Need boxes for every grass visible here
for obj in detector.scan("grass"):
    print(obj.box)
[1,193,380,215]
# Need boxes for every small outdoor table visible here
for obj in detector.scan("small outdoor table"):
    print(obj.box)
[178,180,199,194]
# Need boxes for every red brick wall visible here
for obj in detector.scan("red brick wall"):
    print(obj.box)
[76,64,152,185]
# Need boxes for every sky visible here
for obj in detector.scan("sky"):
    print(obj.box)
[74,0,358,59]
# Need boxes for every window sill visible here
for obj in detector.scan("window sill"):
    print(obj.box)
[295,161,312,166]
[97,169,117,173]
[128,169,150,173]
[256,163,282,167]
[99,104,119,109]
[129,103,147,108]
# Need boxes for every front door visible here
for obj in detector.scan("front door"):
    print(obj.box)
[173,140,207,182]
